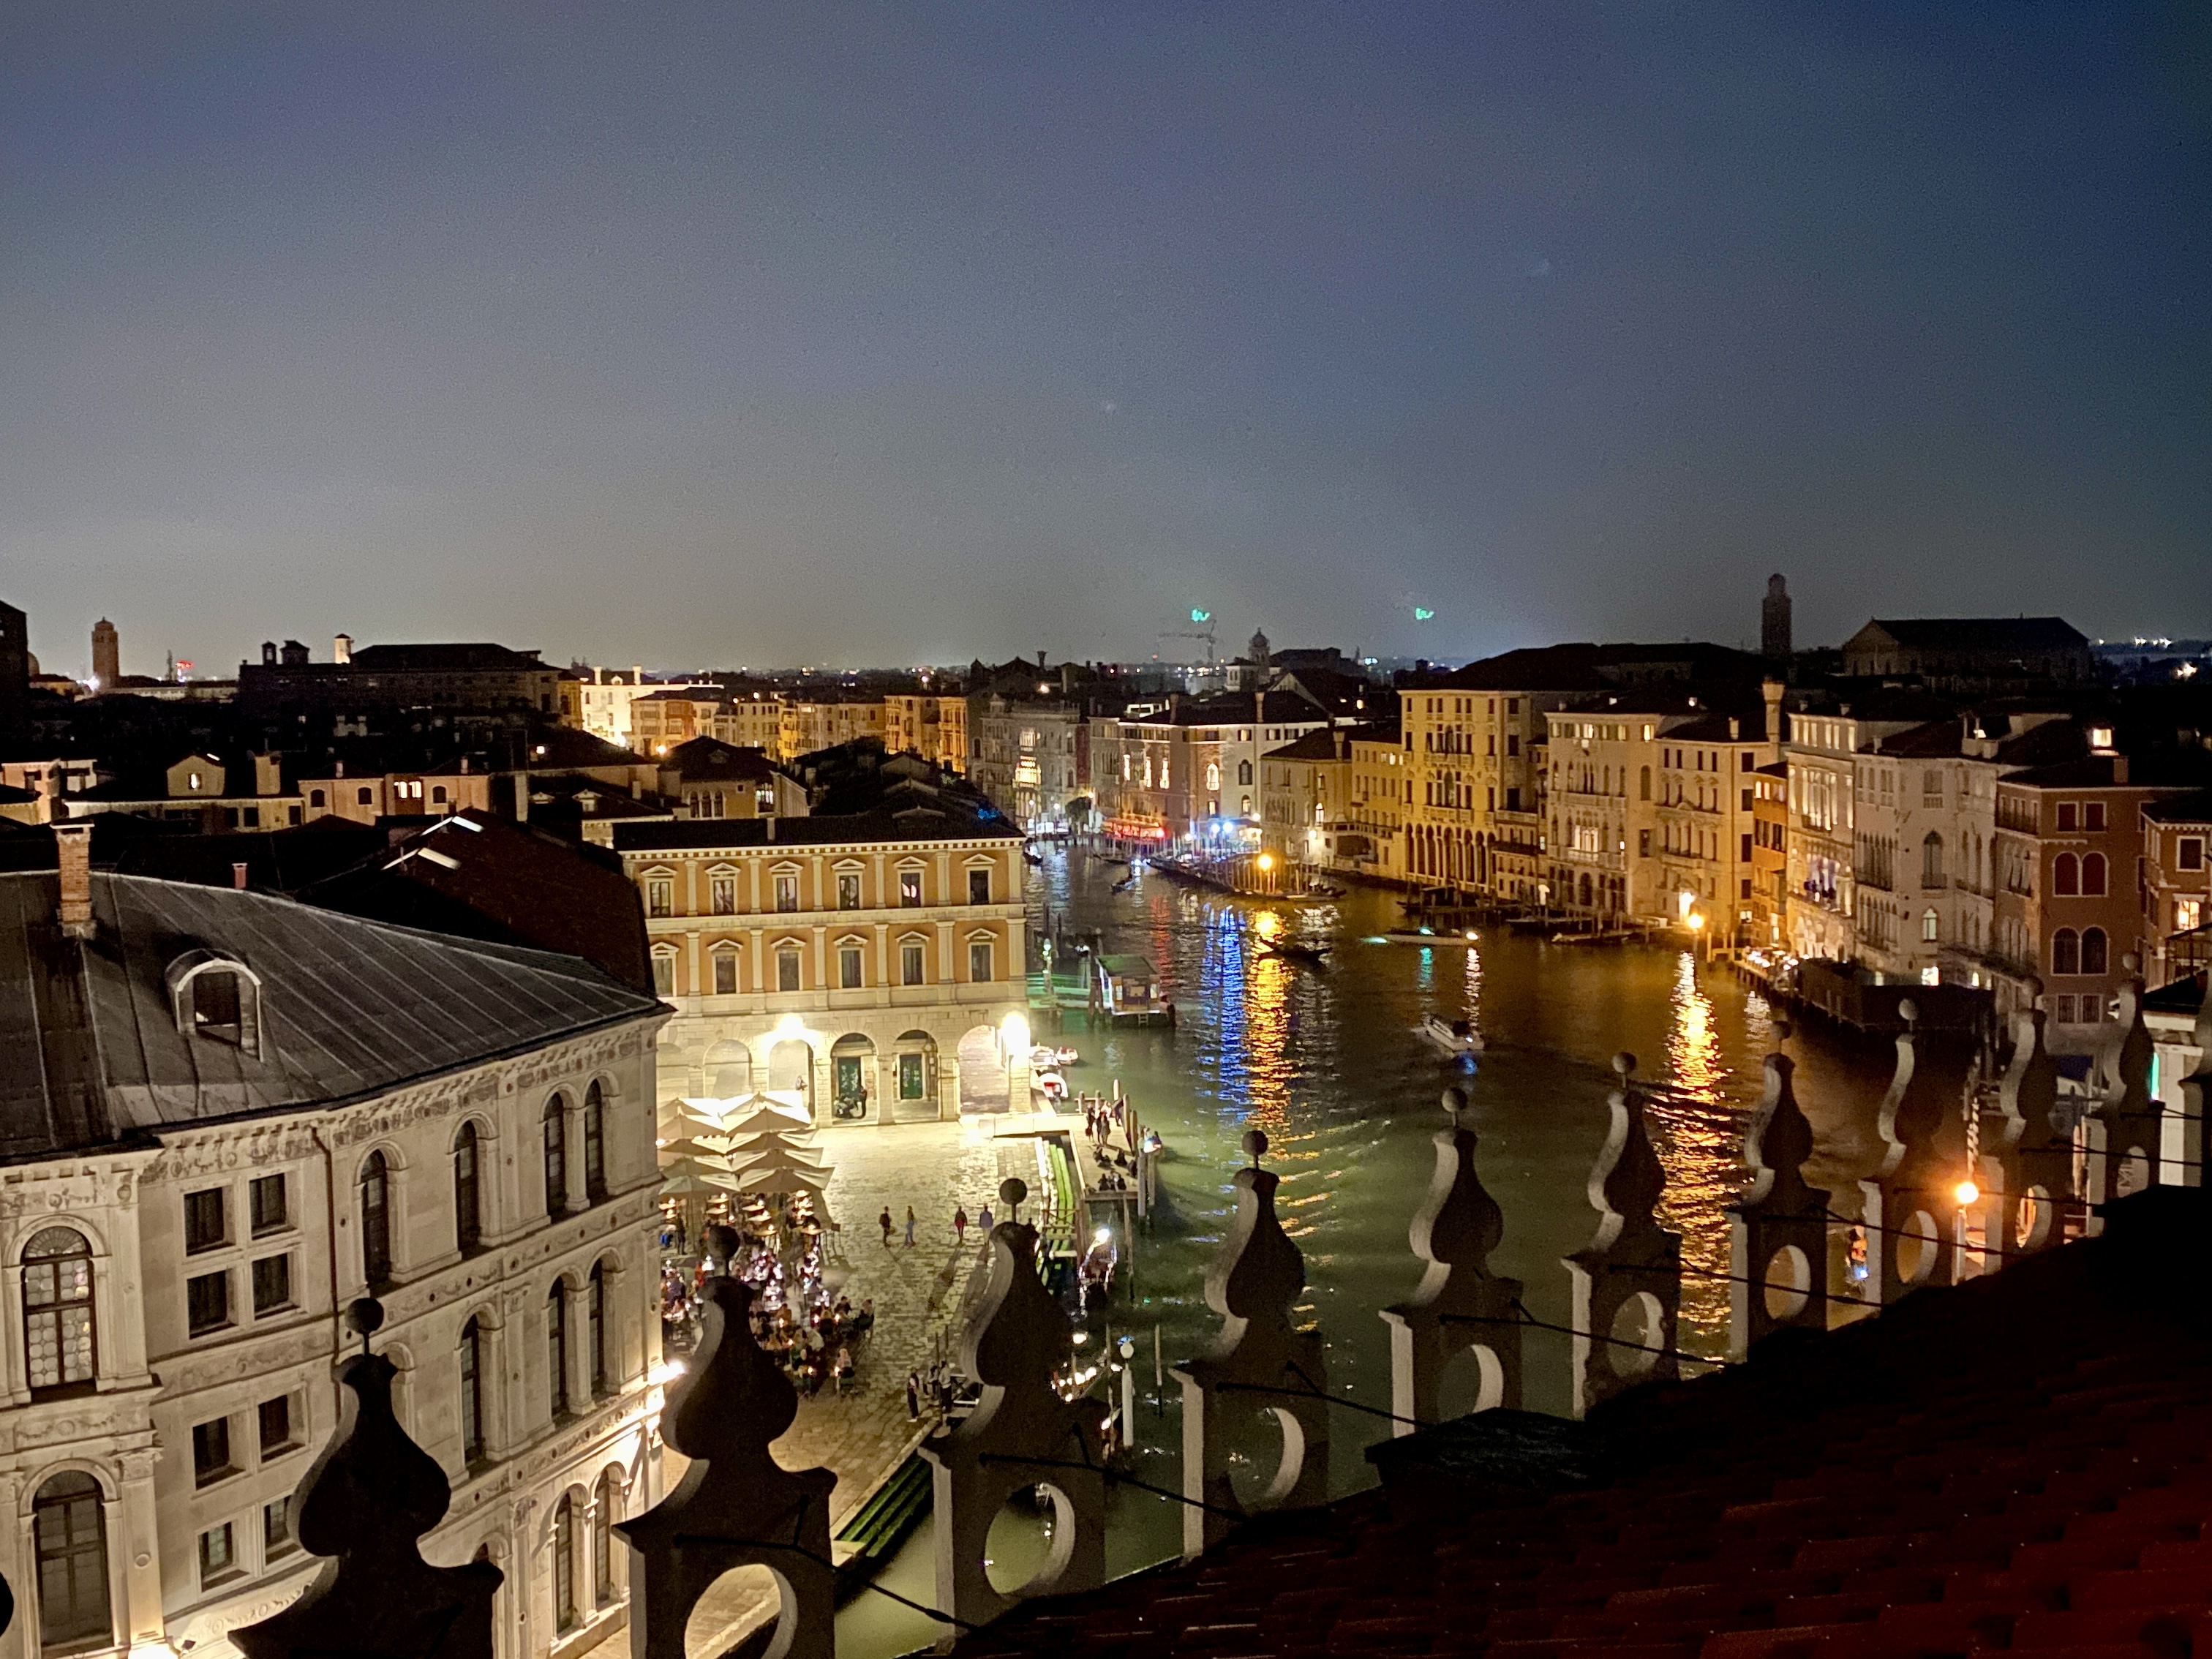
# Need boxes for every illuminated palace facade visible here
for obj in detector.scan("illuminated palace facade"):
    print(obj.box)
[613,804,1031,1122]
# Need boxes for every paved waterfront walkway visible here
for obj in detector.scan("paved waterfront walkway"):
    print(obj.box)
[677,1117,1036,1658]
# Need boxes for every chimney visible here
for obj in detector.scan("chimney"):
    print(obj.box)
[1761,678,1785,745]
[55,821,94,939]
[333,632,353,664]
[253,753,281,796]
[2112,756,2129,786]
[232,862,249,891]
[514,770,530,823]
[1728,716,1740,741]
[261,641,278,666]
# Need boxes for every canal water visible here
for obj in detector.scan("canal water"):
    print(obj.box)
[835,848,1903,1657]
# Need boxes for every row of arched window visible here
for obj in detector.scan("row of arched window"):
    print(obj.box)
[2051,927,2110,977]
[456,1262,614,1465]
[552,1471,628,1633]
[2052,851,2109,897]
[357,1084,608,1289]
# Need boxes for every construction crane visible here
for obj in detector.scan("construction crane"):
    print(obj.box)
[1158,608,1219,663]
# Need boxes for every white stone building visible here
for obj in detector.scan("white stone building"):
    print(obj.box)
[0,841,669,1659]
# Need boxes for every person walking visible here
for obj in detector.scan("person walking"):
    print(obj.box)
[953,1205,968,1246]
[879,1207,895,1246]
[905,1370,920,1421]
[976,1201,993,1233]
[903,1205,917,1247]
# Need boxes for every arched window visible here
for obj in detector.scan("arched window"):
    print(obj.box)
[553,1492,578,1633]
[583,1082,606,1203]
[1922,832,1944,888]
[23,1227,96,1394]
[1237,759,1253,786]
[543,1095,569,1219]
[547,1282,570,1418]
[459,1316,486,1464]
[360,1153,392,1287]
[1639,766,1650,800]
[1205,761,1220,792]
[1922,908,1939,942]
[2082,927,2109,976]
[588,1262,609,1396]
[2053,853,2079,896]
[454,1124,481,1252]
[593,1470,620,1604]
[2082,852,2107,897]
[33,1471,112,1651]
[2052,928,2080,975]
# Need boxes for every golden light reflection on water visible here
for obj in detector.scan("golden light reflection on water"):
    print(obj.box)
[1651,951,1752,1351]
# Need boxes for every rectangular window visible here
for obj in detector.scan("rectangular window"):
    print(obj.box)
[184,1187,227,1254]
[249,1174,287,1236]
[968,868,990,905]
[710,875,736,915]
[901,943,926,985]
[192,1418,233,1486]
[199,1522,237,1585]
[838,873,862,908]
[968,941,993,982]
[839,947,863,989]
[645,877,673,918]
[259,1395,295,1457]
[900,869,923,906]
[712,952,738,995]
[187,1270,230,1336]
[1741,833,1753,862]
[2181,837,2205,871]
[777,950,801,993]
[1505,734,1519,757]
[2085,802,2107,832]
[252,1254,292,1316]
[651,954,674,996]
[265,1497,295,1558]
[1638,830,1650,857]
[2056,803,2077,832]
[774,873,800,911]
[1742,789,1753,812]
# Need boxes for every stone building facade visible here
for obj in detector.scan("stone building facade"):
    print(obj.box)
[0,854,670,1659]
[614,807,1029,1124]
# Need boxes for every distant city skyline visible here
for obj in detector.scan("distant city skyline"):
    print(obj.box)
[6,5,2207,675]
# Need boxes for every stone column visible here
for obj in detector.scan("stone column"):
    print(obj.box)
[116,1448,170,1659]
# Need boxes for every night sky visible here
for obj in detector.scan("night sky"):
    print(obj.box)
[4,4,2207,677]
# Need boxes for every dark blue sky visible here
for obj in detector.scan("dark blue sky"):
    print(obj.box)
[4,3,2207,677]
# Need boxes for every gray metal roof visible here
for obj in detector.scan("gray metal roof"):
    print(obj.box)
[0,871,663,1161]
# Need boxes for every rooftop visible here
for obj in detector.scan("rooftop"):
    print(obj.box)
[947,1189,2212,1659]
[1851,616,2090,652]
[614,798,1017,854]
[0,870,661,1160]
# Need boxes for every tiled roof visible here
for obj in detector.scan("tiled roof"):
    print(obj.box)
[1854,617,2089,652]
[614,800,1017,853]
[0,871,661,1159]
[947,1189,2212,1659]
[2143,790,2212,825]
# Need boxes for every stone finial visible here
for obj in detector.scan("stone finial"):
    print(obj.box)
[1856,999,1971,1304]
[2088,959,2162,1208]
[2176,971,2212,1194]
[233,1301,500,1659]
[1565,1053,1683,1416]
[1172,1132,1329,1559]
[617,1277,835,1659]
[1000,1176,1026,1223]
[1985,1002,2069,1263]
[1727,1051,1830,1359]
[920,1202,1106,1636]
[1382,1086,1523,1433]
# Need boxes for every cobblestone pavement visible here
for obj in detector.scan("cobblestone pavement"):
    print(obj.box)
[680,1116,1036,1658]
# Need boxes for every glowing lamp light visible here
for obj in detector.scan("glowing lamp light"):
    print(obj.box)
[1257,852,1276,871]
[1092,1226,1113,1246]
[1955,1180,1980,1205]
[999,1011,1031,1058]
[1687,912,1705,931]
[648,1359,688,1386]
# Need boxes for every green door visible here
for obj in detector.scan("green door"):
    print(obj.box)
[898,1051,925,1100]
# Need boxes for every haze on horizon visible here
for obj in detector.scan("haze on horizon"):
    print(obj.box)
[3,2,2208,681]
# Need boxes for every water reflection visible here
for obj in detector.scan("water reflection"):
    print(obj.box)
[1649,952,1744,1345]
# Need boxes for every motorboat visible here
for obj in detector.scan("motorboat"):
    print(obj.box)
[1035,1071,1069,1101]
[1377,928,1478,944]
[1110,874,1136,892]
[1260,938,1329,967]
[1417,1015,1484,1056]
[1029,1045,1080,1069]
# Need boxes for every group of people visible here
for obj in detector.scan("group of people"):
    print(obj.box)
[881,1200,1001,1249]
[659,1195,873,1399]
[752,1293,875,1396]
